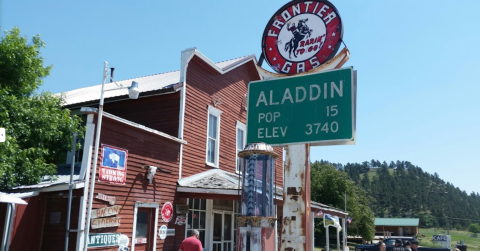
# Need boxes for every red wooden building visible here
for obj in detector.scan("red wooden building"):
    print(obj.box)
[1,48,347,251]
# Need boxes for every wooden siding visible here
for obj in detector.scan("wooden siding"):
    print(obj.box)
[86,114,181,251]
[41,190,82,251]
[182,56,284,187]
[104,91,181,137]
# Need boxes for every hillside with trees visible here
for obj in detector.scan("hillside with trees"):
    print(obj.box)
[316,160,480,230]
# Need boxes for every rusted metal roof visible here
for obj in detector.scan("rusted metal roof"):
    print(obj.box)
[59,54,255,107]
[10,163,84,191]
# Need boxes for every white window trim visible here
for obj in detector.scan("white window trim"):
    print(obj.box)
[206,105,222,168]
[236,121,246,173]
[131,202,159,251]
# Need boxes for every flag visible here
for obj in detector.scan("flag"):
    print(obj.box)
[317,210,323,216]
[347,217,352,224]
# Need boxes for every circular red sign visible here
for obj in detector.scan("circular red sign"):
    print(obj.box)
[261,0,343,75]
[161,202,173,222]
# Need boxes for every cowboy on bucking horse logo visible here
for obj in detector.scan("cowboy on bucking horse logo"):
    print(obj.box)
[285,18,313,59]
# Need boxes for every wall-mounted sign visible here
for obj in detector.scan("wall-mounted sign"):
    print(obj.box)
[99,144,128,185]
[175,215,186,226]
[87,233,121,248]
[91,205,122,219]
[96,193,116,205]
[167,229,175,236]
[91,216,121,229]
[161,202,174,222]
[176,205,189,214]
[135,238,147,244]
[118,234,129,248]
[261,0,343,75]
[158,225,168,240]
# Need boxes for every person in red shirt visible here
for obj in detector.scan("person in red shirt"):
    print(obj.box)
[180,229,203,251]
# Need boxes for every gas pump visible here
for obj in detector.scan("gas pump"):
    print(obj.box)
[237,142,278,251]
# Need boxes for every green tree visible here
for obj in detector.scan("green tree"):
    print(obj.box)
[0,27,83,189]
[469,223,480,235]
[311,161,375,241]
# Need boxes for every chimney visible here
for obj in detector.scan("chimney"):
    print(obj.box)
[110,68,115,83]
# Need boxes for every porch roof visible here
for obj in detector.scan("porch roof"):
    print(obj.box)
[177,169,347,217]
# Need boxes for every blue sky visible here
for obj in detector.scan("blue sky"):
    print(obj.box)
[2,0,479,194]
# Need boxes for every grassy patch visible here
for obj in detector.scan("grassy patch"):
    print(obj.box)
[417,228,479,250]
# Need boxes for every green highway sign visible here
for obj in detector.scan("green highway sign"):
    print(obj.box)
[246,67,356,146]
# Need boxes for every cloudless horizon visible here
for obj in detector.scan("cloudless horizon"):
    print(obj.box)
[2,0,479,194]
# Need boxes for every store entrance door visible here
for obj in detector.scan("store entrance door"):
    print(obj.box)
[212,211,234,251]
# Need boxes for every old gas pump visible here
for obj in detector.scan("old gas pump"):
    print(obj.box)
[237,142,278,251]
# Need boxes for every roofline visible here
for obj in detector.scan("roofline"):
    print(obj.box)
[81,108,187,145]
[64,85,180,110]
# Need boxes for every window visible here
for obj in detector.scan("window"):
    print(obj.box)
[206,106,222,167]
[187,199,207,246]
[131,202,159,251]
[236,122,246,173]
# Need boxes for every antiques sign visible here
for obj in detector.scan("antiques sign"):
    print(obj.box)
[87,233,121,247]
[99,144,128,185]
[91,216,121,229]
[261,0,343,75]
[91,205,122,219]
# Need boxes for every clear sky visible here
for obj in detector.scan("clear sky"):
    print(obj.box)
[2,0,479,194]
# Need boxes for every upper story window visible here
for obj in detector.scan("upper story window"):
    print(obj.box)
[206,106,222,167]
[236,121,246,173]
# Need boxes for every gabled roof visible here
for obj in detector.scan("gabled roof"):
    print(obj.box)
[374,218,420,226]
[177,169,348,216]
[60,50,256,107]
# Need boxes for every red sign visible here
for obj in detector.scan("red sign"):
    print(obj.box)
[261,0,343,75]
[161,202,173,222]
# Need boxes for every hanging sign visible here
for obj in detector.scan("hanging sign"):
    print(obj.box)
[261,0,343,75]
[91,216,121,229]
[99,144,128,185]
[158,225,168,240]
[175,215,186,226]
[96,193,116,205]
[87,233,121,248]
[161,202,174,222]
[91,205,122,219]
[176,205,189,214]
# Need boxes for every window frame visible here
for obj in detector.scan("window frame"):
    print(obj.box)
[206,105,222,168]
[131,202,159,251]
[236,121,246,173]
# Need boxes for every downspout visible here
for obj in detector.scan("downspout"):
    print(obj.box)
[1,203,15,251]
[178,48,197,180]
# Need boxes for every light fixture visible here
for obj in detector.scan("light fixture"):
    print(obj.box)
[128,81,140,99]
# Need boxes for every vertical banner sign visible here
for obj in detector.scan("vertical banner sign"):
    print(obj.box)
[99,144,128,185]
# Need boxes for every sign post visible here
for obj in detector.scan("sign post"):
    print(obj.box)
[246,68,356,251]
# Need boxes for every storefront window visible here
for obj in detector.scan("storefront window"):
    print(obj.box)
[188,198,207,246]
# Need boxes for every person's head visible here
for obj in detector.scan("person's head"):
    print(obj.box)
[404,241,411,248]
[189,229,200,238]
[379,242,386,250]
[411,240,419,249]
[395,239,403,247]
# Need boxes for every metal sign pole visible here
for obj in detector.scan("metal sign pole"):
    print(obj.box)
[281,144,311,251]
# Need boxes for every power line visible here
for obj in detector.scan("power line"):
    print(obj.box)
[446,216,480,223]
